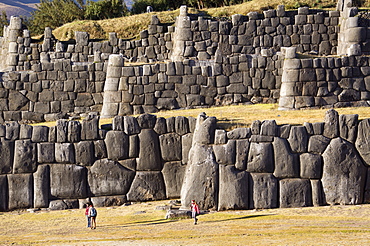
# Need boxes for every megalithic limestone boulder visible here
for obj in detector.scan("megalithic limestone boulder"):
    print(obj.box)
[218,165,248,211]
[126,171,166,201]
[8,174,33,210]
[249,173,278,209]
[181,113,218,210]
[279,178,312,208]
[33,165,50,208]
[322,137,367,205]
[88,159,135,197]
[355,118,370,166]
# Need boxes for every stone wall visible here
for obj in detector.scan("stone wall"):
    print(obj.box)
[0,4,370,120]
[279,47,370,110]
[0,109,369,211]
[100,52,283,118]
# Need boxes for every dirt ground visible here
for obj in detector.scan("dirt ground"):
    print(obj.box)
[1,200,370,245]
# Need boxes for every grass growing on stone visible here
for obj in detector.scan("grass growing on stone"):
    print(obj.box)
[1,200,370,245]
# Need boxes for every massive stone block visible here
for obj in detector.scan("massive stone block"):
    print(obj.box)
[90,195,127,208]
[355,118,370,166]
[235,139,250,171]
[162,161,186,198]
[56,119,68,143]
[105,130,129,161]
[0,175,8,211]
[181,143,218,210]
[308,135,330,154]
[213,140,236,165]
[81,115,99,140]
[159,133,182,162]
[8,174,33,210]
[124,116,141,135]
[247,142,274,173]
[68,121,81,143]
[75,141,95,166]
[13,140,37,174]
[0,140,14,174]
[311,179,324,206]
[137,129,162,171]
[323,109,339,138]
[192,113,216,145]
[249,173,278,209]
[273,137,299,178]
[218,165,248,210]
[339,114,358,144]
[88,159,135,196]
[127,171,166,201]
[5,121,20,141]
[175,116,189,135]
[300,153,322,179]
[181,133,193,165]
[49,164,87,199]
[288,126,308,153]
[33,165,50,208]
[322,138,367,205]
[280,178,312,208]
[37,143,55,163]
[55,143,75,164]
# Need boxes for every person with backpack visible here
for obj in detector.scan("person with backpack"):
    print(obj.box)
[190,200,200,225]
[88,203,97,229]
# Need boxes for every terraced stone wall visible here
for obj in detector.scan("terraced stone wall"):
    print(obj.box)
[0,110,369,211]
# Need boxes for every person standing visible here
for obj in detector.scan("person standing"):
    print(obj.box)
[88,203,97,229]
[85,203,91,228]
[190,200,200,225]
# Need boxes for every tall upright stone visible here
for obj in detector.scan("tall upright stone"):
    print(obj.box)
[322,138,367,205]
[181,113,218,210]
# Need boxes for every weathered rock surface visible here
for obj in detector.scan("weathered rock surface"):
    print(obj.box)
[247,142,274,173]
[0,139,14,174]
[181,143,218,210]
[323,109,339,138]
[105,130,129,161]
[280,178,312,208]
[249,173,278,209]
[127,171,166,201]
[355,118,370,166]
[288,126,308,153]
[88,159,135,196]
[322,138,367,205]
[90,195,127,207]
[13,140,37,173]
[273,137,299,178]
[8,174,33,210]
[300,153,322,179]
[308,135,330,154]
[218,165,248,210]
[137,129,162,171]
[235,139,250,171]
[159,133,182,162]
[162,161,186,198]
[339,114,358,143]
[49,164,87,199]
[33,165,50,208]
[213,140,236,165]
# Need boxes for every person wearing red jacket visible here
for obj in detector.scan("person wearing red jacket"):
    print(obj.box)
[190,200,200,225]
[85,203,91,228]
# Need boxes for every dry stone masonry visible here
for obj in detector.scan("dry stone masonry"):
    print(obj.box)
[0,1,369,123]
[0,110,369,211]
